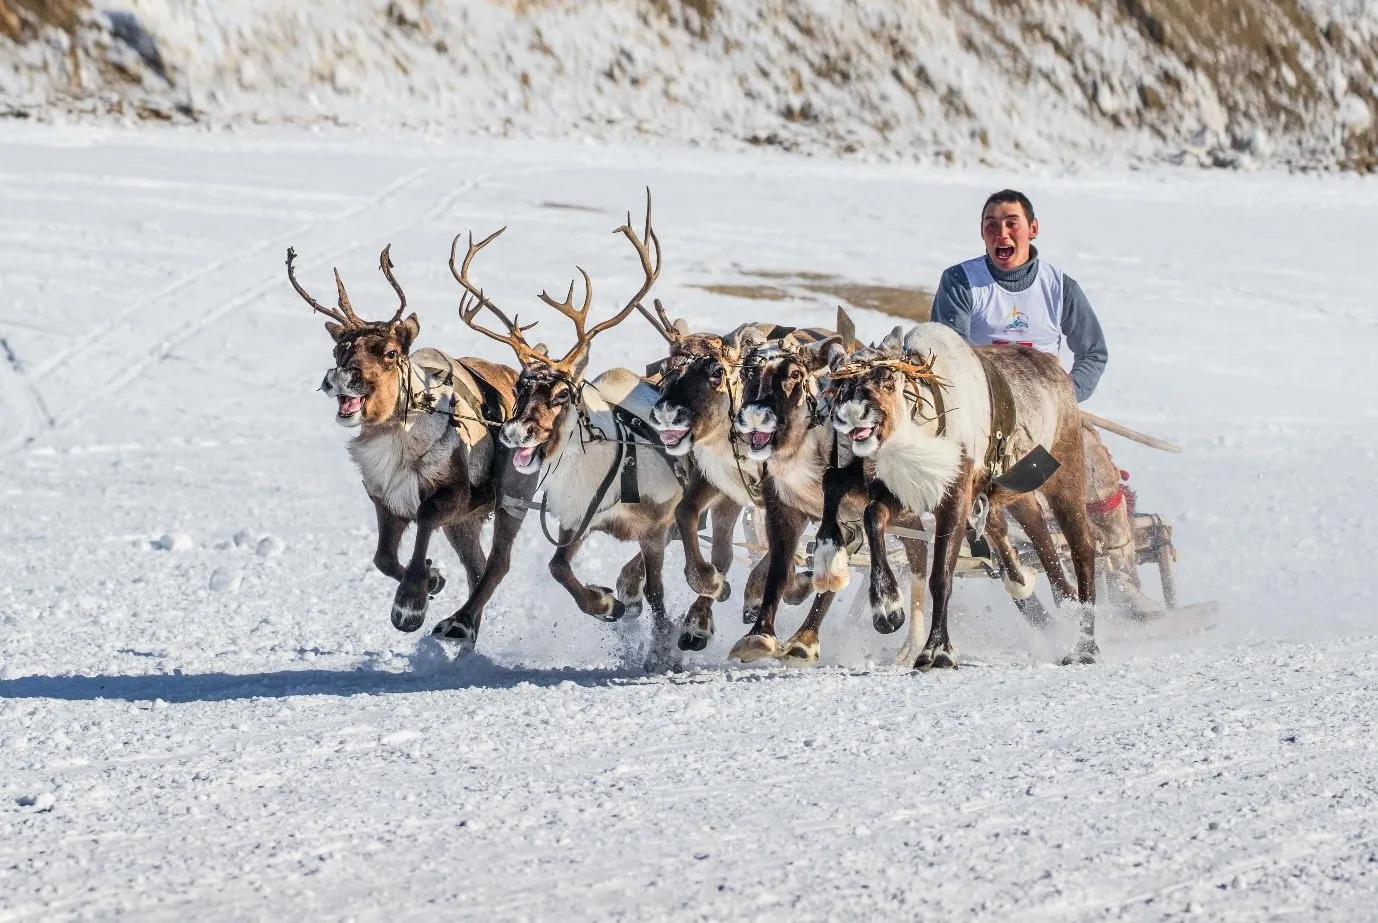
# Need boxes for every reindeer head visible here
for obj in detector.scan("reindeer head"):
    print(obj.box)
[647,316,765,457]
[288,245,420,428]
[828,327,944,457]
[452,191,661,474]
[733,332,843,462]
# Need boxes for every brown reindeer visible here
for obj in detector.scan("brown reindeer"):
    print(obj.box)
[823,323,1097,669]
[287,245,532,648]
[724,334,931,664]
[643,308,820,650]
[449,195,700,670]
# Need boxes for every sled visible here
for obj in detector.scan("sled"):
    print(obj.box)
[733,497,1218,643]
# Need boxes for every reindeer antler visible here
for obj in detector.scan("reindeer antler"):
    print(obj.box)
[450,228,552,368]
[378,244,407,326]
[541,187,663,368]
[287,247,364,329]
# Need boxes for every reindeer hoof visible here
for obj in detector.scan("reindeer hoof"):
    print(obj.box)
[729,633,781,663]
[716,580,732,603]
[779,632,820,666]
[784,574,815,606]
[870,591,905,635]
[914,648,957,672]
[587,586,625,622]
[741,604,760,625]
[811,539,851,593]
[678,612,714,652]
[431,615,477,651]
[686,564,725,599]
[391,581,430,632]
[1061,641,1100,666]
[426,561,446,598]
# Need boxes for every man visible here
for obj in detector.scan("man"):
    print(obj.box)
[932,189,1161,618]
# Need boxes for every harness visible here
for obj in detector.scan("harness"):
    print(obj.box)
[513,372,686,549]
[395,351,511,436]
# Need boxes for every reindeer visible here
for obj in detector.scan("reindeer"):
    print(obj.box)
[450,195,696,670]
[644,309,827,652]
[821,323,1098,669]
[722,333,931,664]
[287,244,532,648]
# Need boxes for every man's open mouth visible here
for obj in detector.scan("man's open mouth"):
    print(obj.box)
[994,245,1016,262]
[748,431,774,451]
[849,426,874,442]
[659,428,689,448]
[337,395,364,417]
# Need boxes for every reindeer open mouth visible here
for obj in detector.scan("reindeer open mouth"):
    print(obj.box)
[337,394,365,419]
[659,428,689,449]
[833,400,880,455]
[511,443,543,473]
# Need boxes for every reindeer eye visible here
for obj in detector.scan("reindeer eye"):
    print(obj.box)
[384,348,398,361]
[788,368,803,382]
[709,364,724,384]
[551,388,570,406]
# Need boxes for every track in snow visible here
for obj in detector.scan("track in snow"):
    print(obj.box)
[1,124,1376,921]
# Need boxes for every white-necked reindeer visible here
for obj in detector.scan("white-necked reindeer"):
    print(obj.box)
[449,195,702,670]
[287,245,531,648]
[819,323,1098,669]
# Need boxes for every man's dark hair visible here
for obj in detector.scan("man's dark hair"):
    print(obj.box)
[982,189,1035,222]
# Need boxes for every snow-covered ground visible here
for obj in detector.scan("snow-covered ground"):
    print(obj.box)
[1,123,1376,920]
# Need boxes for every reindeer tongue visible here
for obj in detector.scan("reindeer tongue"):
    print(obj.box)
[338,396,363,416]
[750,431,773,450]
[659,428,688,446]
[513,446,537,469]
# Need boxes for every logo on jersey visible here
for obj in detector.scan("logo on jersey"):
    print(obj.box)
[1002,307,1030,333]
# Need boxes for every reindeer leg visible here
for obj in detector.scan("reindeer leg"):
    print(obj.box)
[391,484,469,632]
[916,465,974,671]
[986,505,1051,630]
[707,495,741,601]
[676,473,728,599]
[640,529,679,672]
[1007,495,1075,604]
[779,591,837,666]
[864,481,908,636]
[730,484,806,662]
[1045,482,1099,665]
[741,552,770,624]
[443,519,486,595]
[812,460,864,594]
[896,535,929,664]
[615,551,647,620]
[432,507,524,649]
[370,497,411,583]
[548,530,625,622]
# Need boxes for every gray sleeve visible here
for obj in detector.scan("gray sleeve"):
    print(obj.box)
[1061,275,1107,402]
[931,265,973,339]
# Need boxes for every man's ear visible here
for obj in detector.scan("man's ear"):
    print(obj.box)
[325,321,346,342]
[1029,217,1039,239]
[394,313,421,352]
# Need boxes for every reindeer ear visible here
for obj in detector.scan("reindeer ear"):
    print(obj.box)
[801,335,845,371]
[879,326,904,354]
[672,318,690,337]
[393,313,421,351]
[325,321,346,342]
[732,325,769,351]
[534,342,549,357]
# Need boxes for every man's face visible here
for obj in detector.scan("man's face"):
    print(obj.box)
[981,201,1038,271]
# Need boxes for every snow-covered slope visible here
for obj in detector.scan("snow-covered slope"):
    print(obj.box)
[3,0,1378,171]
[1,124,1376,918]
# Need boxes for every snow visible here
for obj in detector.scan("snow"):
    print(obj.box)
[2,122,1377,919]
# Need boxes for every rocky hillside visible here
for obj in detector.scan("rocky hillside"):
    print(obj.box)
[3,0,1376,171]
